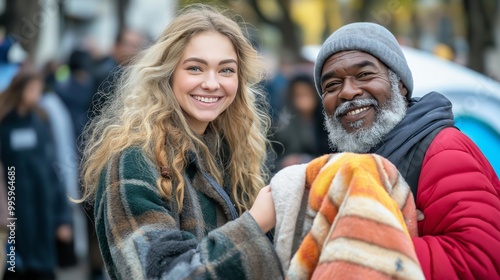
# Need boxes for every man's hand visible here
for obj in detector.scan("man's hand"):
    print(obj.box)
[417,210,425,222]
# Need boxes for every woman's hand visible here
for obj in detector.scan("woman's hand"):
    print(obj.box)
[249,185,276,233]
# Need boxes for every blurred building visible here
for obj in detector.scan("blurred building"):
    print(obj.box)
[0,0,177,67]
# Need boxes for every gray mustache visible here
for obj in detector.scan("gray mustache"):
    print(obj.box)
[334,99,378,118]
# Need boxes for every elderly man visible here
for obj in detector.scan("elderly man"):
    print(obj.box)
[313,22,500,279]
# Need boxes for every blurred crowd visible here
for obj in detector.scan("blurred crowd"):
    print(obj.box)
[0,28,151,280]
[0,25,337,279]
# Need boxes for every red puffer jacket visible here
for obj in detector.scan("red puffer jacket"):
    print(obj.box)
[412,127,500,279]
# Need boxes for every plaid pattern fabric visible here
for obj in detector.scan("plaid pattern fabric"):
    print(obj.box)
[94,147,283,279]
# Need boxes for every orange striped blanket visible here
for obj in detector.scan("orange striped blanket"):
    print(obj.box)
[270,153,424,280]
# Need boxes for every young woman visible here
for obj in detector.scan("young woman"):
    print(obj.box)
[80,4,282,280]
[0,66,72,280]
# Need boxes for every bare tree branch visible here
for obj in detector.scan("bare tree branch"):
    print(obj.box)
[462,0,496,73]
[247,0,301,62]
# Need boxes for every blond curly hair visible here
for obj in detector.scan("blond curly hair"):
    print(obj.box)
[79,4,270,214]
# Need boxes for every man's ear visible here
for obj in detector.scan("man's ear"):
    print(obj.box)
[399,81,408,97]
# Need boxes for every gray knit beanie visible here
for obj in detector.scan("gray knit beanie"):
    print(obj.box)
[314,22,413,100]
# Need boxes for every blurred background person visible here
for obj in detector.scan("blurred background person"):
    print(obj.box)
[0,35,24,92]
[41,61,88,271]
[89,28,150,119]
[111,28,149,67]
[271,72,331,170]
[0,65,73,280]
[54,49,95,145]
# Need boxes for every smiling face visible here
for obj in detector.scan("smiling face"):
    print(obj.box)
[320,51,408,152]
[321,51,407,132]
[172,31,238,135]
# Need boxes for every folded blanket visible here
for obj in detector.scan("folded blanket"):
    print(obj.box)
[271,153,424,280]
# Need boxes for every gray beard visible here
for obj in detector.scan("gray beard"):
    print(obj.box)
[324,70,407,153]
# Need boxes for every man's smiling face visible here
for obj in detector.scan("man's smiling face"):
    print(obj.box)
[320,51,408,152]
